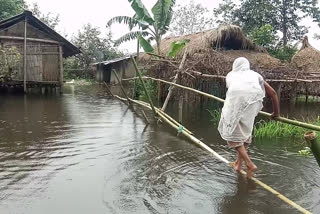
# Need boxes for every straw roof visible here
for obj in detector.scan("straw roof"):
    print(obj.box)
[292,36,320,72]
[140,25,283,70]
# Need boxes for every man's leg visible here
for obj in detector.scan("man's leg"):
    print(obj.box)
[236,145,257,178]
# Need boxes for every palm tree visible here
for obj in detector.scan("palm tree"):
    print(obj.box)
[107,0,176,55]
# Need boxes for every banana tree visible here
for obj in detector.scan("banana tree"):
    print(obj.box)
[107,0,175,55]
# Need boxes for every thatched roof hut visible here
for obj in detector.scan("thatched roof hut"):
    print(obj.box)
[292,36,320,73]
[140,25,283,73]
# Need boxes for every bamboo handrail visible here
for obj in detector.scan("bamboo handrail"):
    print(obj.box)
[113,95,312,214]
[122,76,320,132]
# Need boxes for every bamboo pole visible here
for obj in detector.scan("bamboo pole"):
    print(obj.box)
[113,95,311,214]
[178,95,183,124]
[123,76,320,132]
[141,109,149,124]
[304,132,320,167]
[112,69,131,104]
[131,57,157,117]
[134,99,193,135]
[161,52,187,111]
[23,16,27,94]
[103,81,114,97]
[59,45,64,94]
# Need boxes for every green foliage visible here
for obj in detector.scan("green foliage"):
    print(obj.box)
[255,120,305,139]
[214,0,320,45]
[152,0,172,33]
[0,0,24,21]
[169,0,214,36]
[255,117,320,142]
[268,45,298,62]
[134,78,157,102]
[71,24,123,78]
[167,39,188,57]
[107,0,176,55]
[138,35,154,52]
[0,46,21,82]
[130,0,154,25]
[207,109,221,124]
[27,3,60,30]
[298,147,312,156]
[250,24,277,49]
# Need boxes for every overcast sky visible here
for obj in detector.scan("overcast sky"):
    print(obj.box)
[25,0,320,52]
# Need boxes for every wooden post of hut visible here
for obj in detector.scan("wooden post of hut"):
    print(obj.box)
[23,15,27,93]
[59,45,64,94]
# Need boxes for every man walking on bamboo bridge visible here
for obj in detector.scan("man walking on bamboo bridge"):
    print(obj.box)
[218,57,280,178]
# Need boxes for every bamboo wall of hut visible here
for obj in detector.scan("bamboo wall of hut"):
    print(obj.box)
[0,11,80,92]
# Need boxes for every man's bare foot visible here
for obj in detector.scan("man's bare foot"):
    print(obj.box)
[230,161,242,171]
[246,163,257,179]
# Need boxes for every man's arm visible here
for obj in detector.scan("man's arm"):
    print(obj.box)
[264,81,280,118]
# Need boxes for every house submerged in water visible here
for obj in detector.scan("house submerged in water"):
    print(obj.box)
[93,55,136,84]
[0,10,80,93]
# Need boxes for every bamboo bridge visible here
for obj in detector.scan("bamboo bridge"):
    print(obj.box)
[105,56,320,214]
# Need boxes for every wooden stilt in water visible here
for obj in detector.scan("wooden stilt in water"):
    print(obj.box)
[23,16,27,94]
[304,132,320,167]
[59,46,64,94]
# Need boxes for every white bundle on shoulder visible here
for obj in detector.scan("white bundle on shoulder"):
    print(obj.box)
[218,57,265,142]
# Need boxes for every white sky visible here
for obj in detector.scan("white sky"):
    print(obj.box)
[25,0,320,52]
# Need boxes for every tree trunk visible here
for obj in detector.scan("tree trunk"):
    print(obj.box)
[282,0,288,46]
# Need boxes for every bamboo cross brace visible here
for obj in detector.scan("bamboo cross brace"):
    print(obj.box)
[113,94,311,214]
[112,69,131,105]
[103,81,114,97]
[161,51,187,112]
[122,76,320,132]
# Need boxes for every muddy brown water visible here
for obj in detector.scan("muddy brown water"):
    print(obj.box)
[0,85,319,214]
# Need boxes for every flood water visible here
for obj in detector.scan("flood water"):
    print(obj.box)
[0,85,319,214]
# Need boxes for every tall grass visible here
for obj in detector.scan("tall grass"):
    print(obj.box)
[255,117,320,141]
[207,109,221,124]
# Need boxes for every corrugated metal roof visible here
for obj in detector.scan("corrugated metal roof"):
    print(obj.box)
[92,55,136,66]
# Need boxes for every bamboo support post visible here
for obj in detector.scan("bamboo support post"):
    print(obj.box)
[59,46,64,94]
[304,132,320,167]
[141,110,149,124]
[178,95,183,124]
[161,52,187,111]
[122,76,320,132]
[131,57,157,117]
[23,16,27,94]
[112,69,131,104]
[113,94,311,214]
[103,81,114,97]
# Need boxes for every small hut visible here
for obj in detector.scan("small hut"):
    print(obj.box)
[0,11,80,93]
[93,55,136,84]
[292,36,320,73]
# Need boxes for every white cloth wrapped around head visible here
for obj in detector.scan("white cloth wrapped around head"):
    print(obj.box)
[218,57,265,142]
[232,57,250,72]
